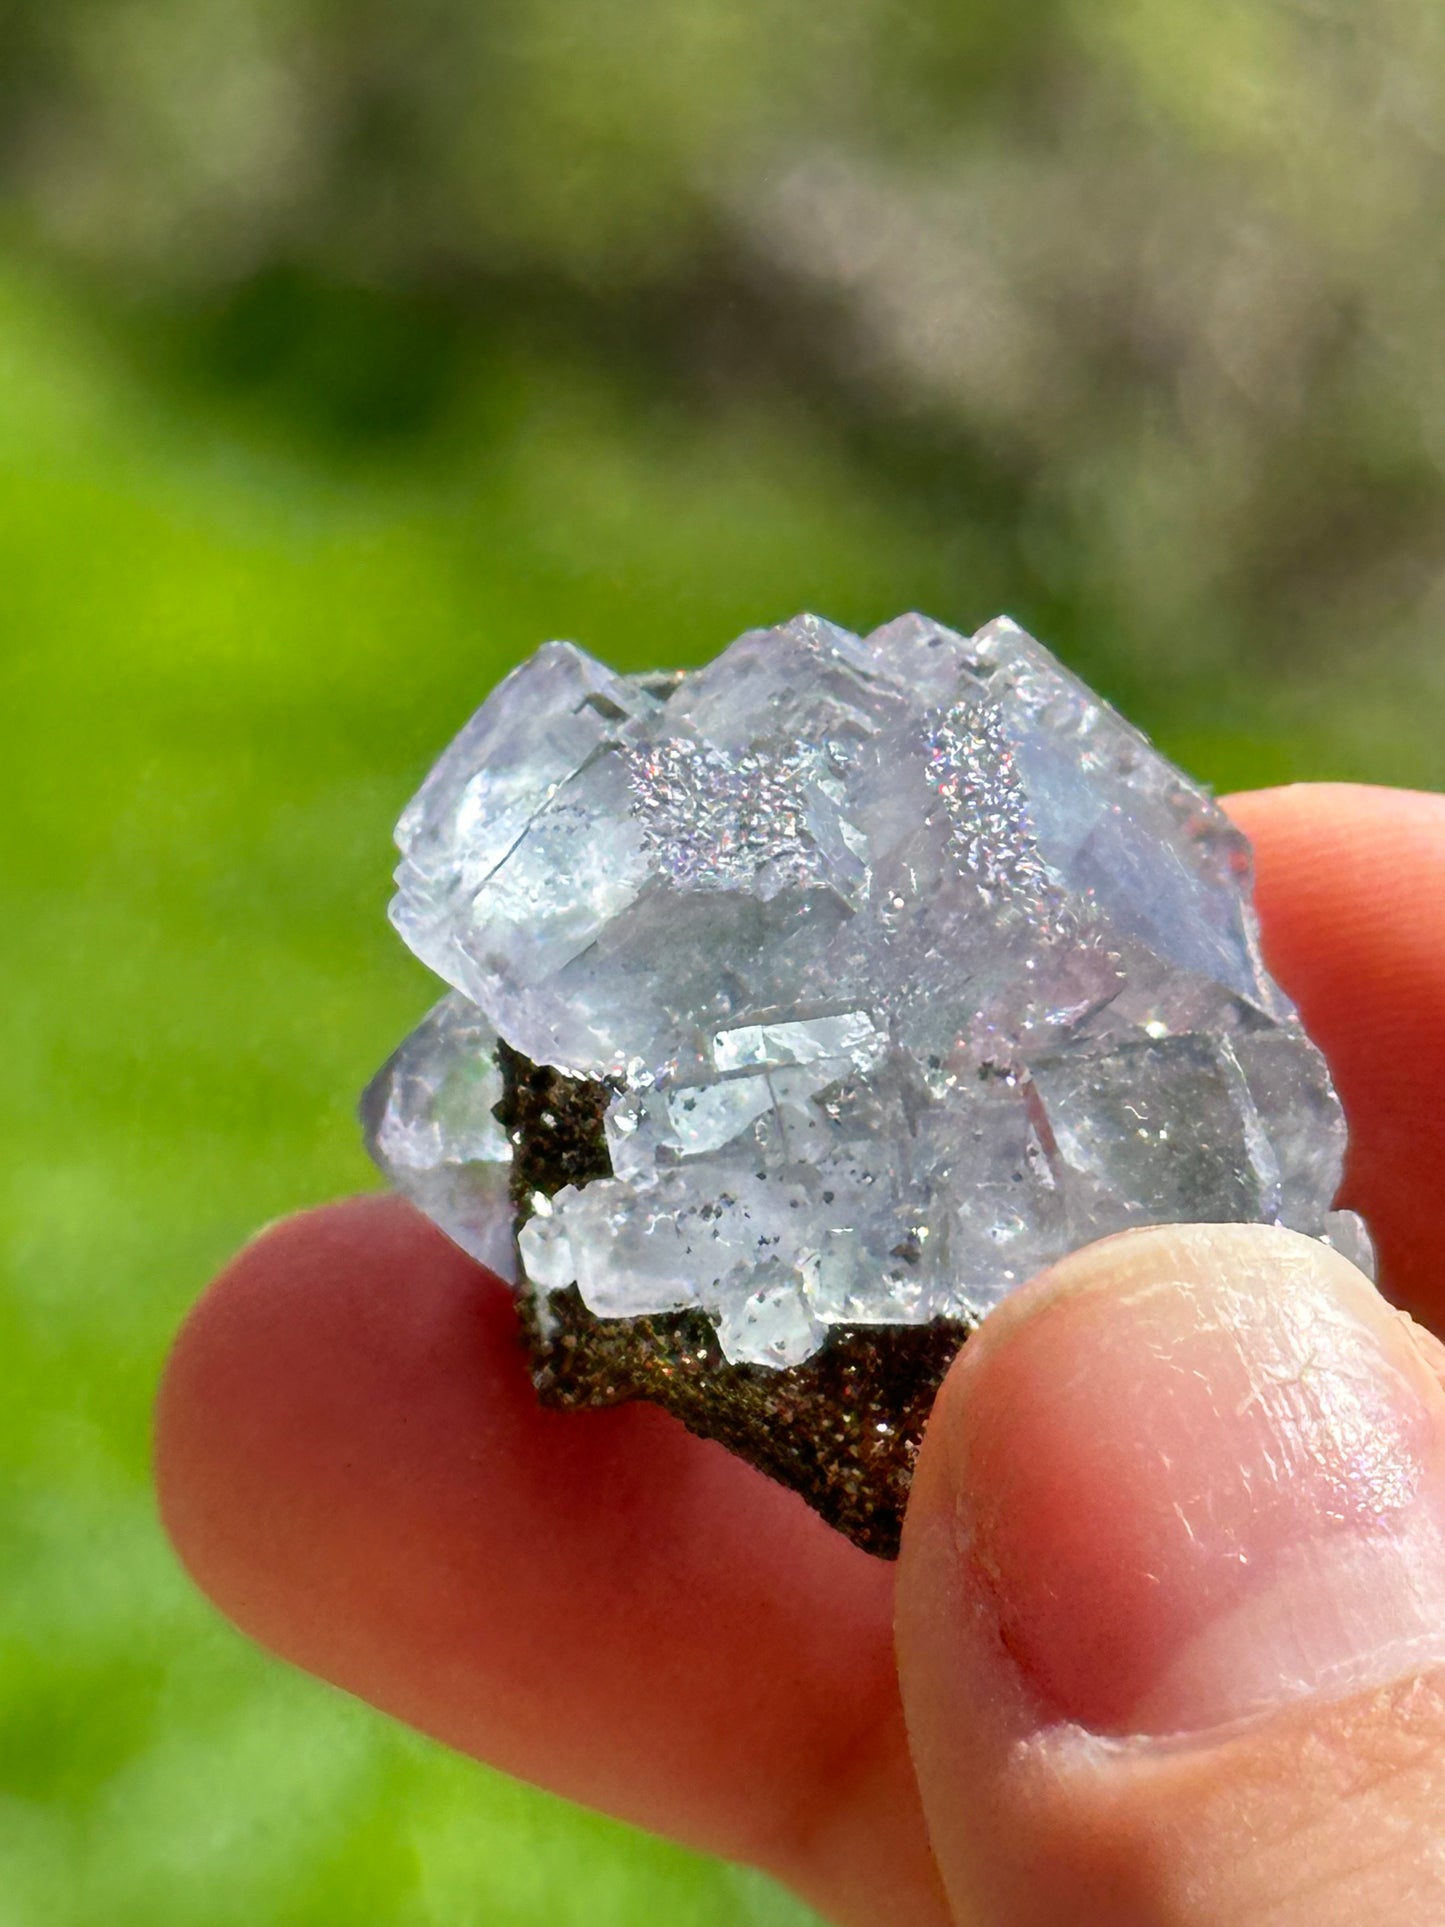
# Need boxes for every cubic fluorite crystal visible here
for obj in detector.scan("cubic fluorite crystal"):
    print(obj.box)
[363,613,1368,1554]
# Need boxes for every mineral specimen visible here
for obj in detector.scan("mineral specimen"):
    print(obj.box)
[363,613,1368,1555]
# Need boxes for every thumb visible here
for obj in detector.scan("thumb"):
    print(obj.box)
[896,1224,1445,1926]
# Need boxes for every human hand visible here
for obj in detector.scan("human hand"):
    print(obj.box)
[157,784,1445,1925]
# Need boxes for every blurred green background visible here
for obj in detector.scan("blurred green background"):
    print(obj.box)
[3,2,1444,1922]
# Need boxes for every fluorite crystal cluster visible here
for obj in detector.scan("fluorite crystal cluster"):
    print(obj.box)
[363,613,1367,1554]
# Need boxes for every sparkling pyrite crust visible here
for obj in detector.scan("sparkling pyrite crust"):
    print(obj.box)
[362,613,1370,1555]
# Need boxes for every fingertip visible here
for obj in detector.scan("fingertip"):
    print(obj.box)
[1222,784,1445,1319]
[154,1193,521,1641]
[906,1223,1445,1736]
[1226,784,1445,976]
[901,1219,1445,1923]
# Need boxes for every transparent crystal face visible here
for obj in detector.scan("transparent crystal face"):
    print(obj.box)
[364,613,1370,1367]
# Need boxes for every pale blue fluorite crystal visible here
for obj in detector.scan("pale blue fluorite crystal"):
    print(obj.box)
[364,613,1369,1369]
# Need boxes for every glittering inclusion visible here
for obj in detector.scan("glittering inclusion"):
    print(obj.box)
[363,613,1370,1554]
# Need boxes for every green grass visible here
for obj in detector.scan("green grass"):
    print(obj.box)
[0,247,1430,1925]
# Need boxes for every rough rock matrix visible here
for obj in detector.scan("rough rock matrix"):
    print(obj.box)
[363,613,1368,1555]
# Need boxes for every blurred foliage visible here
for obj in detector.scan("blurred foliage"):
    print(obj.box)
[4,0,1445,718]
[1,1,1443,1923]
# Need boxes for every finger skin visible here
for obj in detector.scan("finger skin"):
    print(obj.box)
[155,1194,949,1927]
[156,783,1445,1926]
[1227,784,1445,1323]
[903,1491,1445,1927]
[896,1223,1445,1925]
